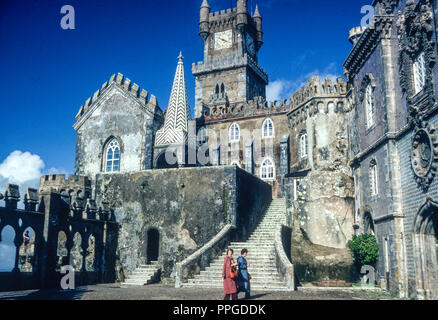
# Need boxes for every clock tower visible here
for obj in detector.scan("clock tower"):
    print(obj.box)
[193,0,268,118]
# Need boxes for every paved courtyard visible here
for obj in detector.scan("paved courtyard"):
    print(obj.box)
[0,283,400,300]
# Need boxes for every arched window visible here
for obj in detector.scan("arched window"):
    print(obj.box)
[413,51,426,94]
[229,123,240,143]
[365,84,375,129]
[300,132,308,159]
[369,159,378,196]
[262,118,274,138]
[105,139,120,172]
[261,158,275,180]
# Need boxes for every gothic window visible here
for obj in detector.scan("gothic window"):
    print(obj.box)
[300,132,308,159]
[105,139,120,172]
[369,159,378,196]
[229,123,240,143]
[261,158,275,180]
[262,118,274,138]
[365,84,375,129]
[413,51,426,95]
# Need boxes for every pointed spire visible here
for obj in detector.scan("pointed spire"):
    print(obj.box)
[201,0,210,8]
[154,52,191,147]
[254,4,261,18]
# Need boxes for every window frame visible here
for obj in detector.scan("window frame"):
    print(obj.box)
[369,159,379,197]
[365,84,375,130]
[105,139,121,173]
[413,51,426,95]
[260,158,275,180]
[262,118,275,139]
[229,123,240,143]
[300,133,308,159]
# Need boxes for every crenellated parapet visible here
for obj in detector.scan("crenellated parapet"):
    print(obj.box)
[202,96,290,122]
[290,76,347,111]
[74,73,161,124]
[288,76,348,128]
[39,174,92,196]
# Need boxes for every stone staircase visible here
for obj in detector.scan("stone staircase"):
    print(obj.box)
[183,198,288,291]
[120,261,160,286]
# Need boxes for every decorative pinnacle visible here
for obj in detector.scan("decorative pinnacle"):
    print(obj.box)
[178,51,184,62]
[254,5,261,17]
[201,0,210,8]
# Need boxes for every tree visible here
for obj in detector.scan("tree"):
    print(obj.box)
[348,233,379,269]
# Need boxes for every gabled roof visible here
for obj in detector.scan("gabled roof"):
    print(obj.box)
[73,73,162,130]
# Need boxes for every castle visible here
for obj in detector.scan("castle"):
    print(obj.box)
[0,0,438,299]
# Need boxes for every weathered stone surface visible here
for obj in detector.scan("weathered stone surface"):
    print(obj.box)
[291,233,356,284]
[287,171,355,249]
[94,166,271,281]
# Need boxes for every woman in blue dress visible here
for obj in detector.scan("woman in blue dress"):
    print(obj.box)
[237,248,251,299]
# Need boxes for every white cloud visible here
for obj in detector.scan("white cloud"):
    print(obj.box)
[267,63,343,102]
[266,79,295,102]
[0,151,44,191]
[0,151,66,196]
[0,151,65,271]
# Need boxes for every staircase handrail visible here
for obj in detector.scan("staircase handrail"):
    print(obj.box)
[274,224,295,291]
[175,224,234,288]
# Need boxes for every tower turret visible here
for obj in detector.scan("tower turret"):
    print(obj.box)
[199,0,210,42]
[253,5,263,49]
[236,0,248,32]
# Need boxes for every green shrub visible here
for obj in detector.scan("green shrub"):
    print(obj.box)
[348,233,379,269]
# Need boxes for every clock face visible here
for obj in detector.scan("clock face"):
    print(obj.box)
[246,34,255,56]
[214,30,233,50]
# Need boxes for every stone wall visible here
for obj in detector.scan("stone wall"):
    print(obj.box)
[94,166,272,282]
[201,110,290,198]
[285,171,355,249]
[74,78,163,179]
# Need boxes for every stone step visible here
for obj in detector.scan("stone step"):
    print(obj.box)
[181,282,289,291]
[187,279,285,286]
[199,271,277,278]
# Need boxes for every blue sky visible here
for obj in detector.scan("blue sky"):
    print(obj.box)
[0,0,372,271]
[0,0,370,179]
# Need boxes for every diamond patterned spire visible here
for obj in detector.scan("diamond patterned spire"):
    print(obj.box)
[155,52,191,146]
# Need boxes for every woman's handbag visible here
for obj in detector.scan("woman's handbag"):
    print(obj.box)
[230,266,238,279]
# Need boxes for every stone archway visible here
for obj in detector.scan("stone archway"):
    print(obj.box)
[146,228,160,264]
[413,198,438,299]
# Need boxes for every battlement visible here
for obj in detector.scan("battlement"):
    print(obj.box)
[0,183,113,222]
[289,76,347,111]
[349,26,366,45]
[203,96,290,122]
[39,174,92,195]
[209,7,237,20]
[193,53,268,83]
[75,73,160,123]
